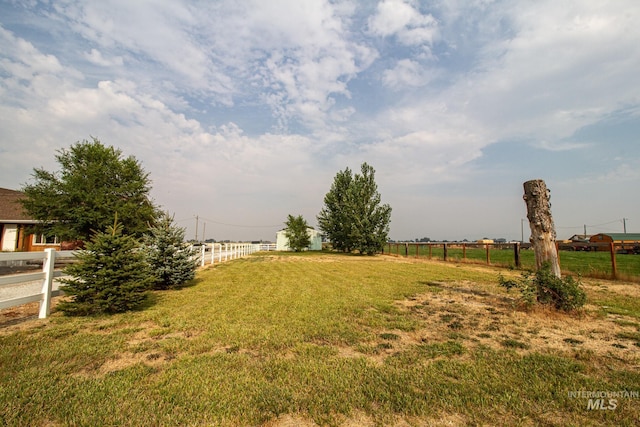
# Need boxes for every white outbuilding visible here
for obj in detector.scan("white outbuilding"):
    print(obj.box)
[276,228,322,251]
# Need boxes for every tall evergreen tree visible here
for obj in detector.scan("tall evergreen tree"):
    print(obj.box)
[317,162,391,255]
[21,138,156,242]
[284,214,312,252]
[58,218,153,315]
[144,212,197,289]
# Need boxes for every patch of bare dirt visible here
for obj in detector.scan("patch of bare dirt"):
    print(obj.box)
[340,277,640,367]
[0,296,66,332]
[263,411,471,427]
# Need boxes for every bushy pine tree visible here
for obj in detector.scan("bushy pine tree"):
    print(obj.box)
[58,219,153,315]
[144,212,197,289]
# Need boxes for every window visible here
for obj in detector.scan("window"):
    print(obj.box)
[33,234,59,245]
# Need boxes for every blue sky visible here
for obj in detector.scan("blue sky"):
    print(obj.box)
[1,0,638,242]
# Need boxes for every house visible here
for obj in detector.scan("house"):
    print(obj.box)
[0,188,60,252]
[276,228,322,251]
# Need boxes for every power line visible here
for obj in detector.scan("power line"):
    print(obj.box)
[557,219,627,230]
[176,215,283,229]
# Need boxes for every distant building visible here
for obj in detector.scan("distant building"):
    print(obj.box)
[476,239,494,244]
[589,233,640,253]
[276,228,322,251]
[589,233,640,243]
[567,234,591,242]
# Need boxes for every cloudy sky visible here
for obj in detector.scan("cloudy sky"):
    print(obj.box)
[1,0,638,242]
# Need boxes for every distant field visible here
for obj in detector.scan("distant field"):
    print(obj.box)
[1,252,639,426]
[385,243,640,280]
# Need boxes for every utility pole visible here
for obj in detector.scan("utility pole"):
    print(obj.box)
[583,224,587,236]
[202,222,206,242]
[623,218,627,234]
[195,215,199,241]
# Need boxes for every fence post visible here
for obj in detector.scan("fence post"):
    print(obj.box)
[200,245,206,267]
[443,243,448,261]
[485,244,490,265]
[462,244,467,261]
[428,244,432,259]
[610,242,618,279]
[39,248,56,319]
[514,242,521,268]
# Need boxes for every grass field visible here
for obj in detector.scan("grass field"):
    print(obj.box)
[1,252,639,426]
[385,243,640,280]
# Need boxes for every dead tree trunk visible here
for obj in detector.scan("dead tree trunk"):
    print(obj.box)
[523,179,561,277]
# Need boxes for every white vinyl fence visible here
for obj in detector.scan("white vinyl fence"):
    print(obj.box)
[0,249,74,319]
[0,243,277,319]
[192,242,276,267]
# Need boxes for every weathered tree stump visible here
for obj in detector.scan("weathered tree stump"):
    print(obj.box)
[523,179,561,277]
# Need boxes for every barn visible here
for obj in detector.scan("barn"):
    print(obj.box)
[275,228,322,251]
[589,233,640,253]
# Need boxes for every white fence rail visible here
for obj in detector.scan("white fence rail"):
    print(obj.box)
[192,242,276,267]
[0,249,75,319]
[1,243,277,319]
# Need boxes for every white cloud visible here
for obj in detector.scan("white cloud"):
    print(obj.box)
[85,48,123,67]
[1,1,639,241]
[381,59,438,88]
[368,0,438,46]
[535,140,591,152]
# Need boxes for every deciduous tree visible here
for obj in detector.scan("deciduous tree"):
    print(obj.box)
[284,214,312,252]
[21,138,156,242]
[318,162,391,255]
[317,167,354,252]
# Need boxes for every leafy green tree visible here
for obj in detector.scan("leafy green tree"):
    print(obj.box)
[317,167,354,252]
[21,138,156,242]
[284,214,312,252]
[318,162,391,255]
[58,218,154,315]
[349,163,392,255]
[144,212,197,289]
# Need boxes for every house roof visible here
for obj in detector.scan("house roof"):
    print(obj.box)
[0,188,35,223]
[568,234,591,241]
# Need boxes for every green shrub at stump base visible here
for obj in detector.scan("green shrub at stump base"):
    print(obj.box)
[499,262,587,312]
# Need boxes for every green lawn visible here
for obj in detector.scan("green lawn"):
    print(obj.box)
[1,252,639,426]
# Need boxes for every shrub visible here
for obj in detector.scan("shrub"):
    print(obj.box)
[143,212,197,289]
[499,262,586,312]
[58,220,154,315]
